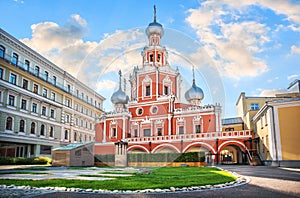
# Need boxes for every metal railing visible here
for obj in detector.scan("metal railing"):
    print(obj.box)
[0,53,103,111]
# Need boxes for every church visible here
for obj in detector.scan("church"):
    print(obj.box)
[94,7,252,165]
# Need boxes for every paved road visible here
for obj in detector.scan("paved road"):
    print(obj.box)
[33,165,300,198]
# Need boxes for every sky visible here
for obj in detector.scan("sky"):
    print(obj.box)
[1,0,300,118]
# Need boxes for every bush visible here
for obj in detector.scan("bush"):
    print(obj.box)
[0,156,51,165]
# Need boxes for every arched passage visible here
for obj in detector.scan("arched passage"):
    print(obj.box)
[218,141,247,165]
[183,142,216,154]
[152,144,180,153]
[127,145,150,153]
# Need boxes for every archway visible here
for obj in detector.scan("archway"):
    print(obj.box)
[219,145,245,165]
[127,145,149,153]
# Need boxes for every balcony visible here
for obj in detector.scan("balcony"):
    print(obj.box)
[125,130,252,143]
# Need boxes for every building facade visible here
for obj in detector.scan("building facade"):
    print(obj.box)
[0,29,105,158]
[95,9,252,165]
[252,82,300,167]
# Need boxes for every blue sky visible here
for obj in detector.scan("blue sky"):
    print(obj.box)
[1,0,300,117]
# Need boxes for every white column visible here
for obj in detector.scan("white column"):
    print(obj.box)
[122,116,126,140]
[103,120,106,142]
[168,115,171,136]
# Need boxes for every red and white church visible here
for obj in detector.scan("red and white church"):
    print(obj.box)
[94,8,252,164]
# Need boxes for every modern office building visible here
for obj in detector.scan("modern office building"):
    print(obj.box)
[0,28,105,158]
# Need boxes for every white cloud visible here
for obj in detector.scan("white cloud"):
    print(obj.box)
[258,89,286,97]
[186,7,269,79]
[291,45,300,55]
[287,74,299,80]
[95,80,117,92]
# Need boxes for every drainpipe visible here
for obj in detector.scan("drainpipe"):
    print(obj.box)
[269,105,279,167]
[216,138,219,165]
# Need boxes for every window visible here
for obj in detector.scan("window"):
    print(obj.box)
[74,132,77,141]
[65,114,70,123]
[65,130,69,140]
[40,124,45,136]
[22,79,28,89]
[21,99,27,110]
[50,109,55,118]
[42,106,46,116]
[76,90,79,97]
[134,129,138,137]
[49,126,54,138]
[8,95,15,106]
[9,73,17,85]
[12,53,18,65]
[65,98,70,107]
[80,120,83,127]
[164,86,169,95]
[6,117,12,130]
[225,128,234,132]
[75,118,78,126]
[33,84,38,94]
[35,66,39,76]
[42,88,47,97]
[30,122,35,134]
[32,103,37,113]
[44,71,48,81]
[67,84,71,93]
[146,85,151,96]
[0,45,5,58]
[86,95,88,102]
[143,129,151,137]
[178,126,184,135]
[52,76,56,86]
[0,68,3,79]
[19,120,25,132]
[150,54,153,62]
[81,93,84,99]
[157,128,162,136]
[50,92,55,101]
[251,103,259,110]
[112,128,116,137]
[24,60,30,71]
[195,125,201,133]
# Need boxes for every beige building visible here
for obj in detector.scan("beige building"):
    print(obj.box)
[236,92,275,130]
[240,80,300,167]
[252,97,300,167]
[0,28,105,158]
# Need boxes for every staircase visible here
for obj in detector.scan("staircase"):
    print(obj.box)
[246,149,263,166]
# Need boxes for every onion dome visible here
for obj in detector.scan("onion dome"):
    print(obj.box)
[185,67,204,103]
[111,70,129,105]
[185,80,204,102]
[145,5,164,38]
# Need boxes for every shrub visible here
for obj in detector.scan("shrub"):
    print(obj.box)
[0,156,51,165]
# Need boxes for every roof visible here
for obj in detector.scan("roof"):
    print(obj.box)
[222,117,244,125]
[53,142,93,151]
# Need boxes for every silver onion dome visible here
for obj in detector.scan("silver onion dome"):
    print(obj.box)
[185,81,204,102]
[110,71,129,105]
[146,5,164,38]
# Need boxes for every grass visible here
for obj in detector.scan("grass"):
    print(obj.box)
[0,167,236,190]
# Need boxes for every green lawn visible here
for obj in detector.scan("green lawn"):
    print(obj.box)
[0,167,236,190]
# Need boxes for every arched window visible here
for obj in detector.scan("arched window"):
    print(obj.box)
[0,45,5,59]
[24,60,30,71]
[64,130,69,140]
[6,117,12,130]
[30,122,35,134]
[49,126,54,138]
[19,120,25,132]
[12,53,18,65]
[74,132,77,141]
[40,124,45,136]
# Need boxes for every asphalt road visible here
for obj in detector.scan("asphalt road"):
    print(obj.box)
[33,165,300,198]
